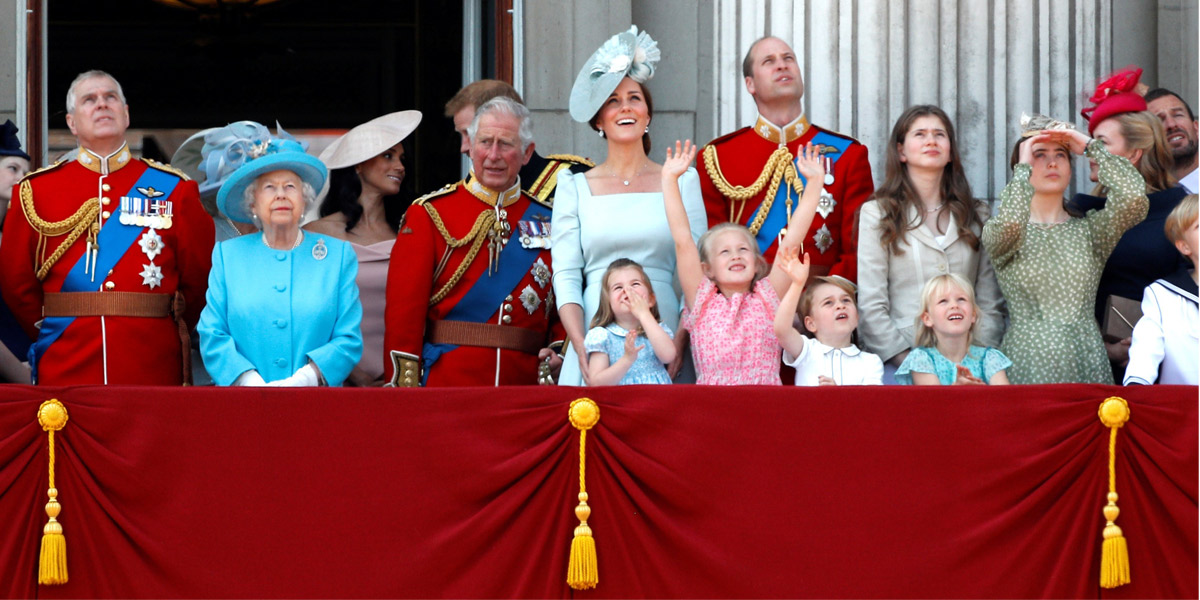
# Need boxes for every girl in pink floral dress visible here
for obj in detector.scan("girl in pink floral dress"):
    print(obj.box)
[662,140,826,384]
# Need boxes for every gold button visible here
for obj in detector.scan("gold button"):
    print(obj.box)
[505,295,513,302]
[101,183,111,192]
[502,315,512,324]
[503,304,512,313]
[104,281,115,290]
[102,197,111,206]
[102,210,111,219]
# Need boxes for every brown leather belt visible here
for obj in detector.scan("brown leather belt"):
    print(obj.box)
[43,292,173,318]
[427,320,544,355]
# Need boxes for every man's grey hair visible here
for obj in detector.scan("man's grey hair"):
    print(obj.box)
[66,70,126,114]
[467,96,534,152]
[241,176,316,226]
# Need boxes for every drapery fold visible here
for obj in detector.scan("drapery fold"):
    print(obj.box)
[0,384,1195,598]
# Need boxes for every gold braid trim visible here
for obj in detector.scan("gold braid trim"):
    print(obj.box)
[422,202,497,305]
[702,144,803,235]
[20,180,101,280]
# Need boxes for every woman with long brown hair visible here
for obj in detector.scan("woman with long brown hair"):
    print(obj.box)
[856,105,1005,380]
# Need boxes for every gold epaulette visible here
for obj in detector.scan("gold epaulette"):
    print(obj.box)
[545,153,595,168]
[18,160,66,184]
[141,158,190,181]
[413,181,460,207]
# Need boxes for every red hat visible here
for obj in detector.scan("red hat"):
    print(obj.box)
[1080,66,1147,134]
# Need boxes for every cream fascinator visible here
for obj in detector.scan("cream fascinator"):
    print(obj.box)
[1019,112,1077,137]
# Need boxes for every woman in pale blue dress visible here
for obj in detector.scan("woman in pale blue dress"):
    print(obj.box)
[552,26,708,385]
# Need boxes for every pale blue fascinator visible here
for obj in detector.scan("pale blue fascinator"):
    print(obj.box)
[568,25,661,123]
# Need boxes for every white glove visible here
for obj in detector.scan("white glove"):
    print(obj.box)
[265,363,320,387]
[233,370,267,386]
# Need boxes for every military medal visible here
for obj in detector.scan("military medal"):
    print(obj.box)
[138,230,165,260]
[823,156,834,185]
[813,224,833,254]
[817,190,836,219]
[312,238,327,261]
[518,220,551,249]
[531,257,551,288]
[139,262,163,289]
[519,284,541,314]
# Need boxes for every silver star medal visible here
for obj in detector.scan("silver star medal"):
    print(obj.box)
[816,190,836,219]
[140,262,163,289]
[531,257,550,288]
[812,224,834,254]
[519,284,540,314]
[138,229,165,260]
[312,238,327,261]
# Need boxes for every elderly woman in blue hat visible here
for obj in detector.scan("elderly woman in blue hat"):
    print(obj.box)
[551,26,708,385]
[198,133,363,386]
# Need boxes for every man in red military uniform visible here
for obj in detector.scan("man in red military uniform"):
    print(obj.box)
[384,96,562,387]
[699,36,874,282]
[0,70,214,385]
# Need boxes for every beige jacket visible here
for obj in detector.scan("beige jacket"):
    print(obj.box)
[856,199,1006,362]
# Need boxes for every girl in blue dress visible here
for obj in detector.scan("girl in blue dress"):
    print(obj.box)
[584,259,677,385]
[897,274,1012,385]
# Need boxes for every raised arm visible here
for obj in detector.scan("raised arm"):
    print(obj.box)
[772,244,810,359]
[981,139,1036,270]
[769,143,825,297]
[663,140,703,309]
[1083,140,1150,260]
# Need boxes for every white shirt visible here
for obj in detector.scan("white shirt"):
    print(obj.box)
[784,339,884,386]
[1124,276,1199,385]
[1179,167,1198,194]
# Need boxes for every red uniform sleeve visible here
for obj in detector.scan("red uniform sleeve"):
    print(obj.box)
[0,180,45,338]
[169,179,214,329]
[382,206,437,384]
[697,144,730,229]
[828,142,874,282]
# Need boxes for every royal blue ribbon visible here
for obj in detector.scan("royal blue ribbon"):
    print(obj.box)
[421,200,551,383]
[29,167,181,382]
[749,131,853,253]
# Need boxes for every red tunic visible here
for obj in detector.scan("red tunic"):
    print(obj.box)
[698,114,874,282]
[0,145,214,385]
[383,177,562,387]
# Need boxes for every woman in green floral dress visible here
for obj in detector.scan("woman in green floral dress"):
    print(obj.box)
[982,117,1148,384]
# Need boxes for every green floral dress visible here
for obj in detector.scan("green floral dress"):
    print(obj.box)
[982,142,1148,384]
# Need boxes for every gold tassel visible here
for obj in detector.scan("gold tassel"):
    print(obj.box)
[37,399,69,585]
[566,398,600,591]
[1097,397,1130,589]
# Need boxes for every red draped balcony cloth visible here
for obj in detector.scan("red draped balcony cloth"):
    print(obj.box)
[0,384,1195,598]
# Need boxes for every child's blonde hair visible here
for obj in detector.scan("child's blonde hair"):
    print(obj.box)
[1165,194,1198,244]
[697,223,770,282]
[589,258,661,329]
[913,273,981,348]
[797,276,858,334]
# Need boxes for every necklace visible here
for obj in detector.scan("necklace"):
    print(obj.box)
[925,202,945,213]
[610,163,650,186]
[263,231,303,250]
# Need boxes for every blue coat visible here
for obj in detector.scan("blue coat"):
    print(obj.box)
[199,232,363,386]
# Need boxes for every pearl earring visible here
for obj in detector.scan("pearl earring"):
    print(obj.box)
[598,129,605,138]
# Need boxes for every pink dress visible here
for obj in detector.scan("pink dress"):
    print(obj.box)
[351,239,393,384]
[683,278,783,385]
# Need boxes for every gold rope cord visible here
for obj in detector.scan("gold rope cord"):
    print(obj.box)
[422,203,497,305]
[20,181,101,280]
[701,145,803,235]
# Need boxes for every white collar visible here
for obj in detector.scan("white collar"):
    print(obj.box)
[810,338,862,357]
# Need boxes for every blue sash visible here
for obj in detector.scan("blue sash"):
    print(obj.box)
[749,131,853,253]
[422,200,551,383]
[29,167,181,383]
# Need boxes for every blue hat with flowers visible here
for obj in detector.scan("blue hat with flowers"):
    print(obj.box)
[214,128,326,224]
[0,120,31,161]
[568,25,661,123]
